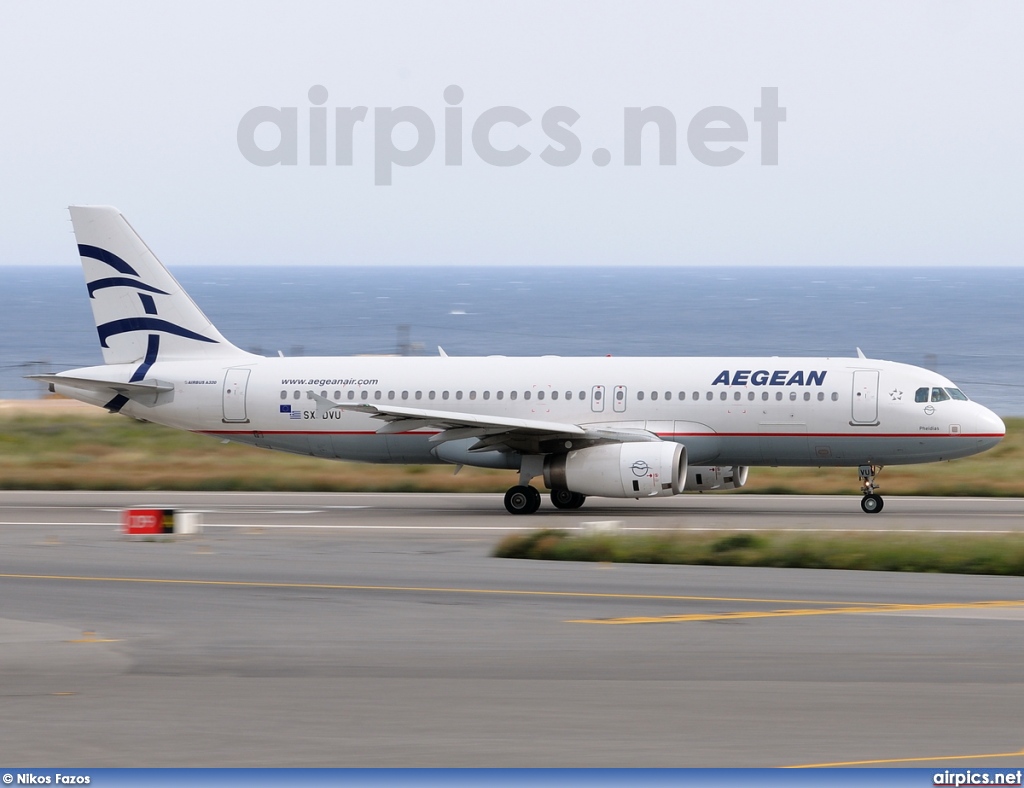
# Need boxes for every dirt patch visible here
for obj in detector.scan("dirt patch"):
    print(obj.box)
[0,398,105,416]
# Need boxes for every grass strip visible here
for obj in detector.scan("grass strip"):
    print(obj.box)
[0,406,1020,495]
[493,529,1024,576]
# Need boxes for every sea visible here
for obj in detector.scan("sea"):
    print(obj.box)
[4,266,1022,416]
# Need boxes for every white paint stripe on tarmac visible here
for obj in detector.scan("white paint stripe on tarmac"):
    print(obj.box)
[2,520,1021,533]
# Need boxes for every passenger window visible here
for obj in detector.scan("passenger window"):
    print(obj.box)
[524,391,531,400]
[401,391,409,400]
[831,392,839,402]
[280,390,287,400]
[720,392,727,401]
[469,391,476,400]
[915,387,930,403]
[511,391,518,400]
[455,391,463,400]
[415,391,422,400]
[665,392,672,401]
[497,391,504,400]
[817,392,824,401]
[293,391,300,399]
[321,390,327,399]
[551,391,558,400]
[360,391,368,400]
[776,392,783,401]
[804,392,810,401]
[579,391,586,400]
[679,392,686,400]
[706,392,713,401]
[762,392,769,401]
[693,392,699,400]
[482,391,489,400]
[537,391,544,400]
[334,391,340,400]
[348,391,355,400]
[931,387,950,402]
[790,391,797,401]
[428,391,436,400]
[748,392,755,401]
[442,391,449,400]
[374,391,382,400]
[733,391,741,401]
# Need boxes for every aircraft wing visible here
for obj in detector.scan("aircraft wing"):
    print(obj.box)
[307,390,659,452]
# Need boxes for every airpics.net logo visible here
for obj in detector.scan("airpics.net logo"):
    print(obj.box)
[237,85,786,185]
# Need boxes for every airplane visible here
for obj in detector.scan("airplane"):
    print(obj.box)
[31,206,1006,515]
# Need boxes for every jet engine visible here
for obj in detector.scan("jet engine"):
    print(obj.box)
[544,441,687,499]
[685,465,749,491]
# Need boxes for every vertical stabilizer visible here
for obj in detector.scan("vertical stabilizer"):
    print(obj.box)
[69,205,251,366]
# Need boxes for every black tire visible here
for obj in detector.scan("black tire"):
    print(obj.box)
[860,493,884,514]
[550,490,586,510]
[505,485,540,515]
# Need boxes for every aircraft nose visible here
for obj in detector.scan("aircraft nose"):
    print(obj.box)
[976,406,1006,448]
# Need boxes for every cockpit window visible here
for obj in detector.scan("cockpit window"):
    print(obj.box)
[945,387,969,401]
[915,387,929,403]
[931,387,950,402]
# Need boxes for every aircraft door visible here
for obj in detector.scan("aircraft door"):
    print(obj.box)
[613,385,627,413]
[591,385,605,413]
[851,370,879,425]
[223,368,251,423]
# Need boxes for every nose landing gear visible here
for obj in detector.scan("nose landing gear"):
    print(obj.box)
[859,464,884,514]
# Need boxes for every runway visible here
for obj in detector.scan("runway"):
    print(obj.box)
[3,491,1024,767]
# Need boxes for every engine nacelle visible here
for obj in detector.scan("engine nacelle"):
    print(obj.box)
[544,441,687,499]
[685,465,749,491]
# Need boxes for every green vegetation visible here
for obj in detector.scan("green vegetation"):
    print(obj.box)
[0,404,1021,495]
[493,529,1024,576]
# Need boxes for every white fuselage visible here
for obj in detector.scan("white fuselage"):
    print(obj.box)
[55,354,1006,469]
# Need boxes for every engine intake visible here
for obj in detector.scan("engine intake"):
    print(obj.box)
[544,441,687,499]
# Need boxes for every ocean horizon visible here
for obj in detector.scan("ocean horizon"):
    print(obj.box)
[4,265,1022,415]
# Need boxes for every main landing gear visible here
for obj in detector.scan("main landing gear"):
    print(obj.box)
[502,486,587,514]
[859,464,884,514]
[550,489,586,510]
[504,485,541,515]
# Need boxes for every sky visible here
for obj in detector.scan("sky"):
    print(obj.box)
[1,1,1022,267]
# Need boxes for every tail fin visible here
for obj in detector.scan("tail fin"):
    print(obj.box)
[69,205,251,366]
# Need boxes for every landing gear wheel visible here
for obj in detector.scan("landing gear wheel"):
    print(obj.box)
[861,493,884,514]
[550,490,586,510]
[505,485,541,515]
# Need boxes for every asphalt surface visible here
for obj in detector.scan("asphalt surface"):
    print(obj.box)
[2,491,1024,767]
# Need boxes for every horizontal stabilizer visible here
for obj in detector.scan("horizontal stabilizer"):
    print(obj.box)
[27,374,174,408]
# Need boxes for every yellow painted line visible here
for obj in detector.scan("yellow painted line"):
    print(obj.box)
[0,572,886,607]
[787,747,1024,767]
[66,630,119,643]
[571,600,1024,624]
